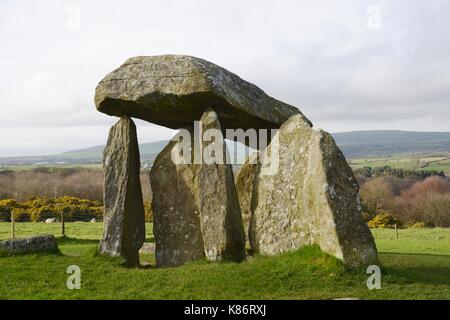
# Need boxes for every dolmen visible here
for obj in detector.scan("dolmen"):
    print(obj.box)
[95,55,378,268]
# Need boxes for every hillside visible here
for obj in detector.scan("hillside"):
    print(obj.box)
[334,130,450,158]
[1,130,450,166]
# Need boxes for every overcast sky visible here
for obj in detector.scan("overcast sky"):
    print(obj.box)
[1,0,450,156]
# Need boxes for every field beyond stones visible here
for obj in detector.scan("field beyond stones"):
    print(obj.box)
[0,223,448,300]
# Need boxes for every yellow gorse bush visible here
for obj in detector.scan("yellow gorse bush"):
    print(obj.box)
[144,200,153,222]
[0,196,153,223]
[0,197,103,222]
[367,213,400,229]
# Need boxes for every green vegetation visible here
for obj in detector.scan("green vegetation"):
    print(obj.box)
[0,224,448,299]
[0,222,107,241]
[333,130,450,158]
[349,156,450,175]
[0,164,103,171]
[367,213,401,229]
[359,176,450,228]
[0,197,103,222]
[0,197,153,223]
[371,228,450,256]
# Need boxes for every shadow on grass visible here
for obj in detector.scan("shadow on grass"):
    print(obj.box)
[0,247,62,257]
[379,251,450,258]
[56,236,99,246]
[381,253,450,285]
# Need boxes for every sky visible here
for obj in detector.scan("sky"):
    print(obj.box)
[1,0,450,156]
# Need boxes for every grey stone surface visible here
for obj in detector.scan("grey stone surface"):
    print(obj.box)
[234,152,260,249]
[0,235,58,253]
[150,133,205,268]
[99,116,145,267]
[95,55,311,136]
[197,109,246,262]
[246,115,378,267]
[150,109,246,266]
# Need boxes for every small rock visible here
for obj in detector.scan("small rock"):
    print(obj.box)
[0,235,58,253]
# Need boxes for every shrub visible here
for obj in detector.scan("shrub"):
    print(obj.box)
[0,199,27,221]
[359,177,395,219]
[11,208,31,222]
[361,212,371,222]
[368,213,401,229]
[0,168,104,201]
[144,201,153,222]
[394,176,450,227]
[408,222,430,229]
[0,199,23,211]
[0,196,104,222]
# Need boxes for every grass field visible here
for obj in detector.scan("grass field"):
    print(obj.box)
[349,156,450,173]
[0,223,449,299]
[0,163,103,171]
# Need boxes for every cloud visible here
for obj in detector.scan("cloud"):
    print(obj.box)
[0,0,449,155]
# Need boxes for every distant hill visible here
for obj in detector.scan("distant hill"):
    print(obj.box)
[1,130,450,166]
[0,140,170,166]
[58,141,169,162]
[333,130,450,158]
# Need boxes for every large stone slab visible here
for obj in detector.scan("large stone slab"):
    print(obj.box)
[95,55,311,134]
[198,109,246,262]
[150,132,205,268]
[244,115,378,267]
[99,116,145,267]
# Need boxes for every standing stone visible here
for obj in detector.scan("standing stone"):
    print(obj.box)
[198,109,246,262]
[150,131,205,268]
[247,115,378,267]
[234,152,260,249]
[99,116,145,267]
[150,109,246,266]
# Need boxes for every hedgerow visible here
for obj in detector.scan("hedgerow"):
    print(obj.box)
[0,196,154,223]
[0,197,103,222]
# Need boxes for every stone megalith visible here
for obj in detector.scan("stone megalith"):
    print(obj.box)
[150,131,205,268]
[234,151,260,248]
[94,55,311,139]
[99,116,145,267]
[198,109,246,262]
[150,109,246,266]
[238,115,378,267]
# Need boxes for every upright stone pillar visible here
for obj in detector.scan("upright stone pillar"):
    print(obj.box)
[150,130,205,268]
[235,151,260,249]
[99,116,145,267]
[150,109,246,267]
[242,115,378,267]
[197,109,246,262]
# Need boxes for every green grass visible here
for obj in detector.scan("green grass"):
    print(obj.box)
[349,156,450,173]
[0,164,103,171]
[0,223,449,299]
